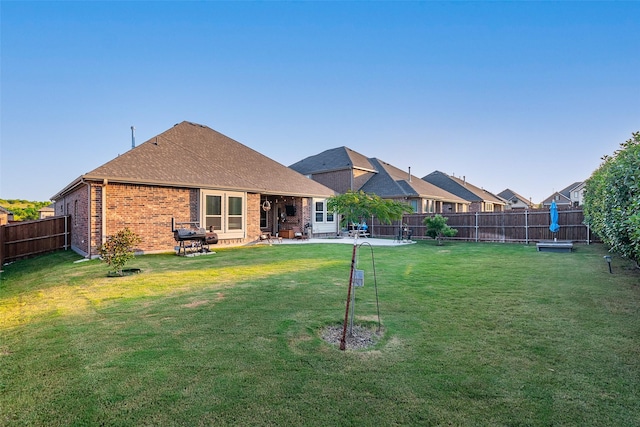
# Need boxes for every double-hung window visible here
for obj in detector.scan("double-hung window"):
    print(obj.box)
[313,199,336,234]
[202,190,245,238]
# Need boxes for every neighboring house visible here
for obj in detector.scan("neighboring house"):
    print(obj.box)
[359,159,469,213]
[38,206,55,219]
[290,147,469,214]
[422,171,506,212]
[541,181,584,208]
[51,121,336,257]
[497,189,534,210]
[0,206,14,225]
[289,146,378,193]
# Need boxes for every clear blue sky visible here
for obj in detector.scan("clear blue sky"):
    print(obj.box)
[2,1,638,204]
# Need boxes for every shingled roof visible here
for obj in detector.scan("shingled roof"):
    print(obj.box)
[289,146,376,175]
[52,121,335,199]
[498,188,532,206]
[360,159,467,203]
[422,171,505,205]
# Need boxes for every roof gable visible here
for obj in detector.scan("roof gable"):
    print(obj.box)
[289,146,376,175]
[360,159,468,203]
[55,121,334,198]
[559,181,584,198]
[422,171,505,204]
[498,188,532,206]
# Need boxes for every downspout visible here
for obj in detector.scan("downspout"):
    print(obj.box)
[102,179,108,248]
[84,179,92,258]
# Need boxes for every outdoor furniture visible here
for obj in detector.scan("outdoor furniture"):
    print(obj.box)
[279,229,294,239]
[536,241,573,252]
[396,227,412,242]
[292,226,308,240]
[348,229,369,238]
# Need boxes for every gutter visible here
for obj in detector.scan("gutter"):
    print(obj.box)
[85,178,92,259]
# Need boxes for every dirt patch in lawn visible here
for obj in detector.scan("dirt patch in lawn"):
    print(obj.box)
[321,324,383,351]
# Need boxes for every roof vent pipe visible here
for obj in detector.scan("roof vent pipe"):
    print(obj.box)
[131,126,136,149]
[408,167,411,182]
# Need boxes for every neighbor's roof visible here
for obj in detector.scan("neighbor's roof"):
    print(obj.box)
[52,121,335,200]
[497,188,532,206]
[559,181,584,198]
[540,181,584,205]
[360,159,468,203]
[289,146,377,175]
[422,171,505,204]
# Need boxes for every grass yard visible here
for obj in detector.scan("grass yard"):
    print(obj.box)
[1,241,639,426]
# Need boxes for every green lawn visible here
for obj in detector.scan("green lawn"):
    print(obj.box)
[1,242,638,426]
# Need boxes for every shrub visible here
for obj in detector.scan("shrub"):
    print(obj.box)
[583,132,640,267]
[98,228,141,276]
[423,214,458,245]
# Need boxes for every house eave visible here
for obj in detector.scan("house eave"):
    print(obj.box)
[62,175,335,199]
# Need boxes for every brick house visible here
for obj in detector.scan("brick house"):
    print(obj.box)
[51,121,336,257]
[289,147,469,213]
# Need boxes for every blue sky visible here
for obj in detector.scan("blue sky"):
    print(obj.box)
[1,1,638,203]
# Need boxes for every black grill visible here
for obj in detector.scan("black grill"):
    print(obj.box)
[172,219,218,255]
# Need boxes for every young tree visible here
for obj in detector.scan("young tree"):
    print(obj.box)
[583,131,640,267]
[327,190,413,351]
[327,190,414,233]
[98,228,141,276]
[423,214,458,245]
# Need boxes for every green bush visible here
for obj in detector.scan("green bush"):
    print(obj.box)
[98,228,141,276]
[423,214,458,245]
[583,131,640,267]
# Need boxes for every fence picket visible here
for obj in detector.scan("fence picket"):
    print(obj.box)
[371,209,596,244]
[0,216,71,264]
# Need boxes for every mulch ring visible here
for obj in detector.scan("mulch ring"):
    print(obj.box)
[320,324,383,351]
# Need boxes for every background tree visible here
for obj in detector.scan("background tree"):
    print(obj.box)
[583,131,640,268]
[98,228,141,276]
[0,199,51,221]
[327,190,413,232]
[423,214,458,245]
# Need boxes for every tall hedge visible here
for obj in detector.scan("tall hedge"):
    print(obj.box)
[583,132,640,267]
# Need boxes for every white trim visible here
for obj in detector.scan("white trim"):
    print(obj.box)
[312,198,337,234]
[200,190,246,239]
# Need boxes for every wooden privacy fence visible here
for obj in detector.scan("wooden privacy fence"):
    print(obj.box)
[370,209,597,244]
[0,216,71,265]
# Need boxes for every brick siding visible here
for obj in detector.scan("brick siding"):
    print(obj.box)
[55,181,314,255]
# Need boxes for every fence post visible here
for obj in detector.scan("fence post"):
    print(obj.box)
[525,210,529,245]
[0,224,5,266]
[475,211,479,242]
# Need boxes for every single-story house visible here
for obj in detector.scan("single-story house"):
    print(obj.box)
[51,121,336,257]
[497,189,534,210]
[289,147,469,213]
[422,171,506,212]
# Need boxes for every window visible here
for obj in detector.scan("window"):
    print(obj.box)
[202,191,245,238]
[314,200,335,223]
[410,200,418,213]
